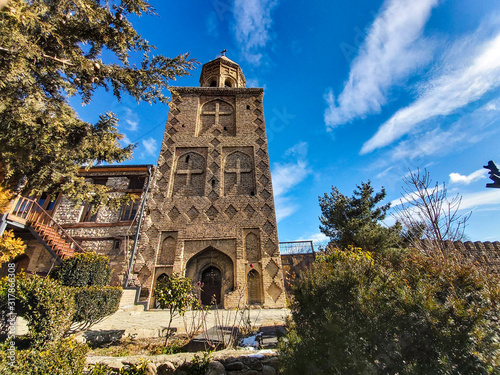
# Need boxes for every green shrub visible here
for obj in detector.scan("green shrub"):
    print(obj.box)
[70,286,122,334]
[280,249,500,374]
[88,360,150,375]
[154,274,198,345]
[14,274,75,345]
[52,252,112,287]
[0,337,88,375]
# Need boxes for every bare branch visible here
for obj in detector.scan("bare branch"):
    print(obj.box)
[393,168,470,256]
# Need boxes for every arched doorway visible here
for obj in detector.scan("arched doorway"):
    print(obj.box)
[154,273,169,309]
[185,246,234,307]
[247,269,262,305]
[14,255,30,274]
[200,266,222,305]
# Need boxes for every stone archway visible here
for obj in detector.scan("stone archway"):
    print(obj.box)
[185,246,234,306]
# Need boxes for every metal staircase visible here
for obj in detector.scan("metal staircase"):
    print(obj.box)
[4,196,85,260]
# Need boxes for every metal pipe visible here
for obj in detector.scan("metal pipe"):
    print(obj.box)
[124,166,152,288]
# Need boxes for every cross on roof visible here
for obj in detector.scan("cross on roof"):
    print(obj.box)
[221,49,227,56]
[177,157,203,186]
[202,102,232,126]
[226,158,251,185]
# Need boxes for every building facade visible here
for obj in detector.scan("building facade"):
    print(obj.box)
[130,55,286,308]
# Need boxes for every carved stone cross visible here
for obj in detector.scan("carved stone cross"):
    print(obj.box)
[177,158,203,186]
[202,102,232,126]
[226,158,251,185]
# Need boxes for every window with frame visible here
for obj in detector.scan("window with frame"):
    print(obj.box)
[120,198,140,221]
[81,204,98,222]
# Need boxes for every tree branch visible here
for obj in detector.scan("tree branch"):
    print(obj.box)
[0,46,74,66]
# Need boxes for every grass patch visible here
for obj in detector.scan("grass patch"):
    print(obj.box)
[87,336,188,357]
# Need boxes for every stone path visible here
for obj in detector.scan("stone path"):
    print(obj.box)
[80,307,290,342]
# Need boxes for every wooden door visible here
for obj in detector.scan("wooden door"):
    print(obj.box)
[201,266,222,305]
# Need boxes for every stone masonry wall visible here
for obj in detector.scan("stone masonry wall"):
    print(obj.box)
[86,350,280,375]
[135,85,286,309]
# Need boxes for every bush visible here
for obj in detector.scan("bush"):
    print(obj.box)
[52,252,112,287]
[0,337,88,375]
[280,248,500,374]
[154,274,198,345]
[70,286,122,334]
[88,360,151,375]
[13,274,75,345]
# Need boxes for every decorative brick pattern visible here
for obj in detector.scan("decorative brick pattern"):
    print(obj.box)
[133,56,286,309]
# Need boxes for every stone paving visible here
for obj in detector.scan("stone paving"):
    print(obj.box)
[15,302,290,343]
[15,306,286,344]
[82,308,290,341]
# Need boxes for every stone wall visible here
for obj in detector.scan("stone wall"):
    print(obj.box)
[86,350,279,375]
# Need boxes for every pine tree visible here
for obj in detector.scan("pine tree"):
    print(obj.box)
[319,181,401,251]
[0,0,195,207]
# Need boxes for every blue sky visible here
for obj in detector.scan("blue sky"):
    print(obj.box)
[73,0,500,245]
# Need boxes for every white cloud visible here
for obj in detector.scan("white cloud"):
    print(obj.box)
[324,0,437,129]
[297,232,330,247]
[459,190,500,211]
[120,133,131,145]
[449,169,487,185]
[271,142,311,221]
[272,160,309,197]
[141,137,158,157]
[274,196,299,223]
[233,0,279,66]
[381,96,500,163]
[245,78,262,88]
[362,31,500,154]
[124,108,139,131]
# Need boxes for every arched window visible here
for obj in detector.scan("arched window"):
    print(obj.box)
[245,232,260,261]
[159,236,176,265]
[224,151,255,196]
[247,270,262,304]
[199,99,235,136]
[172,152,206,196]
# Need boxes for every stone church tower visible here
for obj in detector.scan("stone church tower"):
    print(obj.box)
[137,55,286,309]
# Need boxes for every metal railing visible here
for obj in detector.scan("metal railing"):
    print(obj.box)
[279,240,315,255]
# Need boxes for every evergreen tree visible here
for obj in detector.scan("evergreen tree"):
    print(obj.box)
[319,181,400,251]
[0,0,195,207]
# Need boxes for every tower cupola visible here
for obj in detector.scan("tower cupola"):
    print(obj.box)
[199,51,246,88]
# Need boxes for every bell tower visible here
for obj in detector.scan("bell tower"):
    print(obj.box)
[199,53,246,88]
[137,54,286,309]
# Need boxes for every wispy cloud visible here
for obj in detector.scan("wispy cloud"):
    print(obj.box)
[271,142,311,221]
[206,12,219,37]
[324,0,437,129]
[233,0,279,66]
[449,169,487,185]
[380,97,500,164]
[297,232,330,247]
[390,188,500,217]
[120,133,131,146]
[459,190,500,211]
[141,137,158,158]
[124,108,139,131]
[362,31,500,154]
